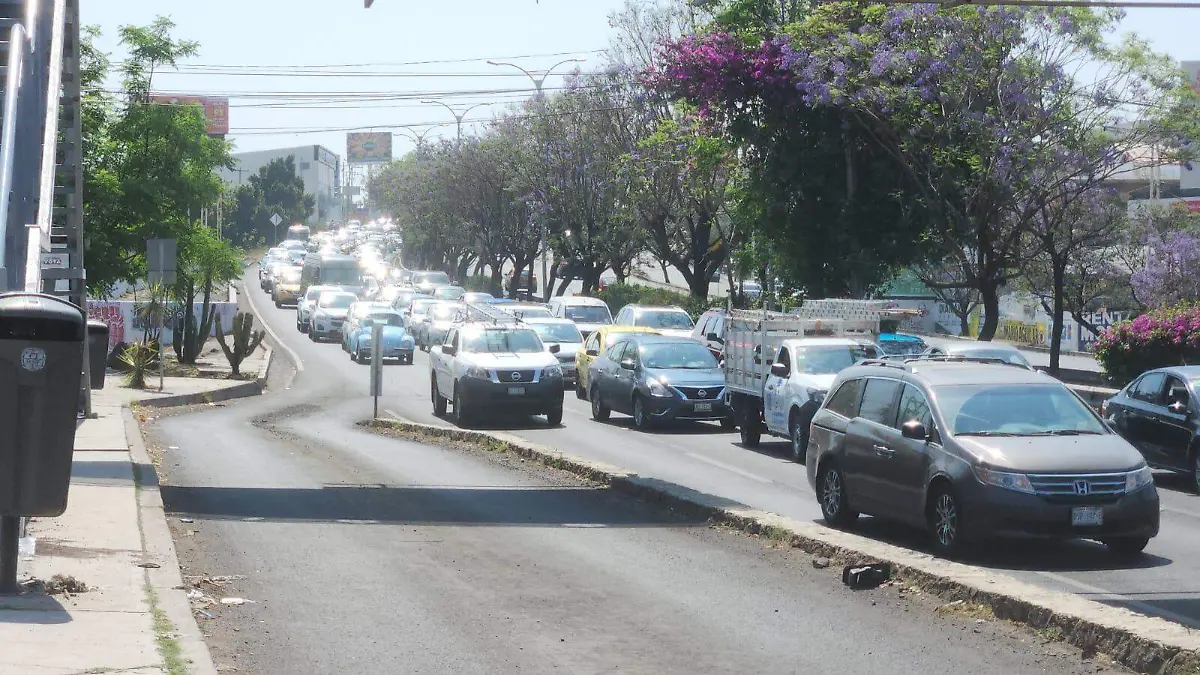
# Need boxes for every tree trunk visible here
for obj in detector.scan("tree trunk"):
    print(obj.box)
[959,312,971,338]
[978,281,1000,341]
[688,269,709,300]
[1049,259,1066,375]
[489,266,504,297]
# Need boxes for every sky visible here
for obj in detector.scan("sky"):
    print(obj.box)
[83,0,1200,161]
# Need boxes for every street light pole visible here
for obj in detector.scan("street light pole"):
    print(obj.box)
[420,100,489,145]
[486,58,587,98]
[395,126,435,151]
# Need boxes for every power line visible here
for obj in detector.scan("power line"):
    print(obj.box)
[107,49,606,70]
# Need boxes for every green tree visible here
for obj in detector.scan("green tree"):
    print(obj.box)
[224,156,315,248]
[82,17,231,296]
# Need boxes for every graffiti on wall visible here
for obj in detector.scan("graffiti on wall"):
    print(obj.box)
[87,301,237,351]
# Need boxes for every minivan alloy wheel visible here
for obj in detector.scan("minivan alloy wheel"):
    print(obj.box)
[821,469,843,517]
[933,493,958,548]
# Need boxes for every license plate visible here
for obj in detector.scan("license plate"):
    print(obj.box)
[1071,506,1103,527]
[507,387,526,396]
[694,402,713,412]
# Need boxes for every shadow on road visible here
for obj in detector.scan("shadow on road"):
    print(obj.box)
[161,483,714,528]
[1151,471,1200,497]
[1093,594,1200,629]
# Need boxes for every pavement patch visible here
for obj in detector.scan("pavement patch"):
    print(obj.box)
[363,417,1200,675]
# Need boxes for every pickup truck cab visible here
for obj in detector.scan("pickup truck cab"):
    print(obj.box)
[430,323,565,428]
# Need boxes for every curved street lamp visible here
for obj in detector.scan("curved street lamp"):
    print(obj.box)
[486,58,587,99]
[419,100,490,144]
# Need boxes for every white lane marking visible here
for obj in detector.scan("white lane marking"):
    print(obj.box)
[685,452,772,484]
[243,279,304,372]
[1036,570,1200,628]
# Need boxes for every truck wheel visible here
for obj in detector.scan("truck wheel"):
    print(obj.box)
[431,377,447,417]
[789,413,809,463]
[546,405,563,426]
[739,402,761,448]
[454,387,473,427]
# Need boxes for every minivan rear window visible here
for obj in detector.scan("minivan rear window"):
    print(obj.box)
[858,378,903,426]
[825,379,864,418]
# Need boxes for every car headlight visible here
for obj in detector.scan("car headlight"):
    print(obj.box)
[974,466,1035,494]
[544,365,563,378]
[647,378,673,398]
[465,365,490,379]
[1126,466,1154,492]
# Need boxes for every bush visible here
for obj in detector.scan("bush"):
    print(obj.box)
[1094,303,1200,386]
[590,283,722,320]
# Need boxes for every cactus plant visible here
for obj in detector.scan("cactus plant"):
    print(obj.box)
[215,312,265,377]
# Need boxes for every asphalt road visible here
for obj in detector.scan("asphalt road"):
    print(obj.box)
[242,274,1200,634]
[135,278,1130,674]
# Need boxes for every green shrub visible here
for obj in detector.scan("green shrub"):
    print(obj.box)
[1094,303,1200,386]
[590,283,723,319]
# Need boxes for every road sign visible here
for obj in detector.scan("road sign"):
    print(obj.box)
[146,239,177,285]
[370,323,383,418]
[269,213,283,227]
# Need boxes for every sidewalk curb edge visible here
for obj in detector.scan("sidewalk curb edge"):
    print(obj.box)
[124,407,219,675]
[366,417,1200,675]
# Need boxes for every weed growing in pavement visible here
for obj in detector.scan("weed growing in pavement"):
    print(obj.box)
[1037,626,1064,644]
[145,584,188,675]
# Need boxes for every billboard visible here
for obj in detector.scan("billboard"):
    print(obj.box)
[149,95,229,136]
[1182,62,1200,192]
[347,132,393,164]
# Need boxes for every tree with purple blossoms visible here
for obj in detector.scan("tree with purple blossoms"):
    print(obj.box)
[1126,203,1200,309]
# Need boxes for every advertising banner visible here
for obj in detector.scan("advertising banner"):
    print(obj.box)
[347,132,393,164]
[149,94,230,136]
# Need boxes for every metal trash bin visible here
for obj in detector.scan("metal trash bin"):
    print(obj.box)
[86,320,109,389]
[0,293,85,517]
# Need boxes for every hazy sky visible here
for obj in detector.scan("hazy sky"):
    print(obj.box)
[83,1,1199,159]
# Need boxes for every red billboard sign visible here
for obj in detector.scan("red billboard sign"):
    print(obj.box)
[149,94,230,136]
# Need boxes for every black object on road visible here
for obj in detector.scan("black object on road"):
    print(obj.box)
[842,563,891,590]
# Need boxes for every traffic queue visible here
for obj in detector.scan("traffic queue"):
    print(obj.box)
[257,224,1165,560]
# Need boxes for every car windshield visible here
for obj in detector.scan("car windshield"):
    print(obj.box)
[462,329,544,354]
[431,305,458,320]
[531,323,582,343]
[319,294,356,309]
[365,313,402,328]
[280,267,302,282]
[512,307,552,319]
[410,300,436,316]
[640,342,718,369]
[322,264,364,285]
[415,271,451,285]
[935,383,1107,436]
[878,338,926,356]
[463,293,493,302]
[794,345,874,374]
[951,348,1031,368]
[635,310,694,330]
[434,287,465,299]
[564,305,611,323]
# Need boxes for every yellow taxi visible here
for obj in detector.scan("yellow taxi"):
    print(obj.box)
[273,266,304,307]
[575,325,660,400]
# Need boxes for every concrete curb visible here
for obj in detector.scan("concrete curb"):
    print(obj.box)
[365,417,1200,675]
[124,407,218,675]
[135,348,272,409]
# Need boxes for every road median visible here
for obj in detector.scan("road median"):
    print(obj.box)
[364,416,1200,675]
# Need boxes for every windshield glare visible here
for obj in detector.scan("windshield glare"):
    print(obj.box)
[365,313,402,328]
[319,294,356,309]
[640,342,718,369]
[512,307,552,319]
[434,287,466,299]
[936,383,1106,436]
[431,305,458,320]
[532,323,582,343]
[565,306,612,323]
[280,268,302,282]
[635,310,694,330]
[322,264,364,285]
[462,329,544,354]
[795,345,873,374]
[415,272,451,285]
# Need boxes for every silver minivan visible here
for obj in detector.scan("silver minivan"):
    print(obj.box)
[806,360,1159,557]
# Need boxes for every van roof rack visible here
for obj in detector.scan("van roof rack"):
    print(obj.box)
[459,302,521,325]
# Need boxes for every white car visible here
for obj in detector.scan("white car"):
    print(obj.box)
[308,291,358,342]
[548,296,612,338]
[523,317,584,387]
[613,304,695,339]
[295,285,344,333]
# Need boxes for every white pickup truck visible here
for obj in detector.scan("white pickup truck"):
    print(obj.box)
[724,301,916,461]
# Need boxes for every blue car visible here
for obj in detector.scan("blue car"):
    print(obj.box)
[877,332,928,358]
[348,311,415,365]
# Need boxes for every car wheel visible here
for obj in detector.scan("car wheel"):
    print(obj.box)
[546,405,563,426]
[1104,536,1150,557]
[927,483,965,558]
[454,387,473,427]
[789,414,808,463]
[632,395,653,430]
[719,416,737,431]
[739,404,761,448]
[590,386,610,421]
[350,349,357,363]
[358,351,370,364]
[817,461,858,527]
[575,379,587,401]
[431,377,447,417]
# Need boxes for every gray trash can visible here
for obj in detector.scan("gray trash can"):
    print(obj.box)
[86,320,108,389]
[0,293,85,517]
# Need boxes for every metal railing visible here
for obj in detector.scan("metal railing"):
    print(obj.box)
[0,22,30,290]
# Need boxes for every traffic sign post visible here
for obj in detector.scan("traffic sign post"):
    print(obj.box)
[270,213,283,244]
[370,322,383,419]
[146,239,177,392]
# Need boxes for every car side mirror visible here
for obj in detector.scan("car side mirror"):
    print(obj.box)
[620,358,636,370]
[706,332,723,343]
[441,344,456,356]
[549,344,561,354]
[770,362,790,378]
[901,419,929,441]
[586,348,598,357]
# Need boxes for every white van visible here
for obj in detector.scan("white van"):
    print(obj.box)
[548,296,613,337]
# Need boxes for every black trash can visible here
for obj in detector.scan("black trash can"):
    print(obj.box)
[86,320,109,389]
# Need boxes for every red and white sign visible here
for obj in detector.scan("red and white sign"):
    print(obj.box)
[149,94,230,136]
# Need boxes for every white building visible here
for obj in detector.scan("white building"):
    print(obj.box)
[220,144,342,224]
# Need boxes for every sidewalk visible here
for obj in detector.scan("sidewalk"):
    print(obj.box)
[0,348,270,675]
